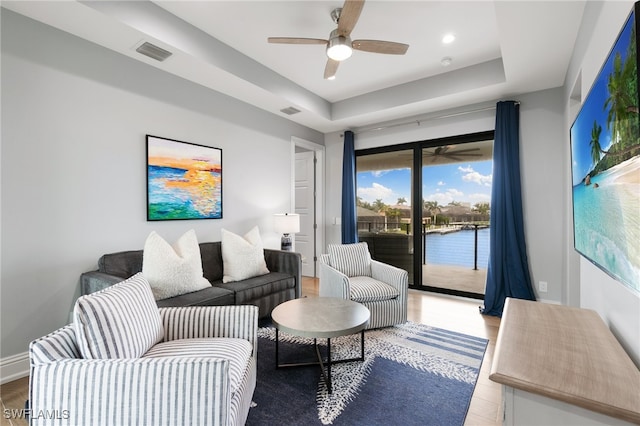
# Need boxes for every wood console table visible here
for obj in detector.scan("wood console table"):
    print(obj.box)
[490,298,640,425]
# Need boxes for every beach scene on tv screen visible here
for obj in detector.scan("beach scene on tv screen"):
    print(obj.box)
[570,10,639,292]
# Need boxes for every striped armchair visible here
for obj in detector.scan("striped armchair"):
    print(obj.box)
[319,242,408,329]
[29,274,258,426]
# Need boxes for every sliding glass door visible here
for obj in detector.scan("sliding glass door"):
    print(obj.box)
[356,148,416,284]
[421,140,493,297]
[355,132,493,298]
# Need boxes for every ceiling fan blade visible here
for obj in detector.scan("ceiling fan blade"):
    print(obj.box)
[324,59,340,79]
[268,37,328,45]
[352,40,409,55]
[337,0,365,37]
[449,148,481,154]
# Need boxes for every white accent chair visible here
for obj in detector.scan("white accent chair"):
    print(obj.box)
[29,273,258,426]
[319,242,408,329]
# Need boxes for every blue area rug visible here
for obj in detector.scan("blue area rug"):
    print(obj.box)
[246,321,488,425]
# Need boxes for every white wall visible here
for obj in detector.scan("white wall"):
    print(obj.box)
[518,89,566,304]
[324,90,567,304]
[0,10,322,360]
[564,0,640,365]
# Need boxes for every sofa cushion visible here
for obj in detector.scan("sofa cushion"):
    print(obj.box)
[199,242,224,283]
[97,243,223,283]
[142,230,211,300]
[74,273,164,359]
[156,285,234,308]
[142,338,253,395]
[328,242,372,277]
[215,272,295,304]
[98,250,143,278]
[221,227,269,283]
[348,276,400,303]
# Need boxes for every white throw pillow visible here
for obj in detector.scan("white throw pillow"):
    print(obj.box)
[142,229,210,300]
[221,226,270,283]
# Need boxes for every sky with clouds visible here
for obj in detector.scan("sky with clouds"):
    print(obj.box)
[357,159,493,207]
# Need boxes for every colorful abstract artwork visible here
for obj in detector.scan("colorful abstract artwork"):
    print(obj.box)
[146,135,222,220]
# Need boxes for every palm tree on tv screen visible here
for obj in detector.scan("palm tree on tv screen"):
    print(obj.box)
[605,52,635,148]
[603,23,639,160]
[590,121,604,166]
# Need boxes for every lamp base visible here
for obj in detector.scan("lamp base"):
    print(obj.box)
[280,234,293,251]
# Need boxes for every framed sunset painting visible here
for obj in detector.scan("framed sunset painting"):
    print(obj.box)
[146,135,222,220]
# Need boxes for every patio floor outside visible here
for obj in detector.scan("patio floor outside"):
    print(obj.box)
[421,263,487,295]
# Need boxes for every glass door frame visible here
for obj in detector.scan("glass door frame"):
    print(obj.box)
[356,130,494,298]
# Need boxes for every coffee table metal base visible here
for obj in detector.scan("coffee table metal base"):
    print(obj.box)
[275,328,365,394]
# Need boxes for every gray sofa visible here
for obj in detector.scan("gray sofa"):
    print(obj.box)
[80,241,301,318]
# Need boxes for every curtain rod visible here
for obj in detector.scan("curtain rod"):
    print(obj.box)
[351,101,520,135]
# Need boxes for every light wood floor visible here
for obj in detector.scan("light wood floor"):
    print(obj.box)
[0,377,28,426]
[0,277,501,426]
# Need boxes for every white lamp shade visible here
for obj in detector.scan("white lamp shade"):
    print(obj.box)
[273,213,300,234]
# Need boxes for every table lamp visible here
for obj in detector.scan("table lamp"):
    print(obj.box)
[273,213,300,251]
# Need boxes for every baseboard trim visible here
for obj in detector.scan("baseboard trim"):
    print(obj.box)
[1,352,29,384]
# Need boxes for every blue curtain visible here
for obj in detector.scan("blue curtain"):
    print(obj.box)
[341,130,358,244]
[482,101,536,317]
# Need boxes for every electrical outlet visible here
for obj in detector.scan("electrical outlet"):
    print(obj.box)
[538,281,548,292]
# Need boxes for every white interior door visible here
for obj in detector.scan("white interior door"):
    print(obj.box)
[295,151,316,277]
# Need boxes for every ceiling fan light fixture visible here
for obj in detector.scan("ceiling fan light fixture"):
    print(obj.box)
[327,44,352,61]
[327,30,352,61]
[267,2,408,78]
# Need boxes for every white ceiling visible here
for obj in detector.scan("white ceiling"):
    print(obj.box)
[2,0,586,133]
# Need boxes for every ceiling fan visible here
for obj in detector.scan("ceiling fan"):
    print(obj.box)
[267,0,409,79]
[423,146,483,162]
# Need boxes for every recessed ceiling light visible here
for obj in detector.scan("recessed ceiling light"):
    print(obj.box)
[442,33,456,44]
[327,75,336,81]
[441,57,453,66]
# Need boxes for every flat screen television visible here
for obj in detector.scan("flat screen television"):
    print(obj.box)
[570,1,639,293]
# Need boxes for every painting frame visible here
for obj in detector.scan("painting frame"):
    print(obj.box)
[569,2,639,293]
[146,135,223,221]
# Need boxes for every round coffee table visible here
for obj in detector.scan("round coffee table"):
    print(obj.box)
[271,297,370,393]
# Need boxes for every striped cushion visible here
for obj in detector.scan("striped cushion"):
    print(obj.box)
[160,305,258,349]
[74,273,164,359]
[328,243,371,277]
[143,338,252,394]
[349,276,399,302]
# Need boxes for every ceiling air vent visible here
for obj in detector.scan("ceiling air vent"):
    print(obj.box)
[280,107,301,115]
[136,42,172,62]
